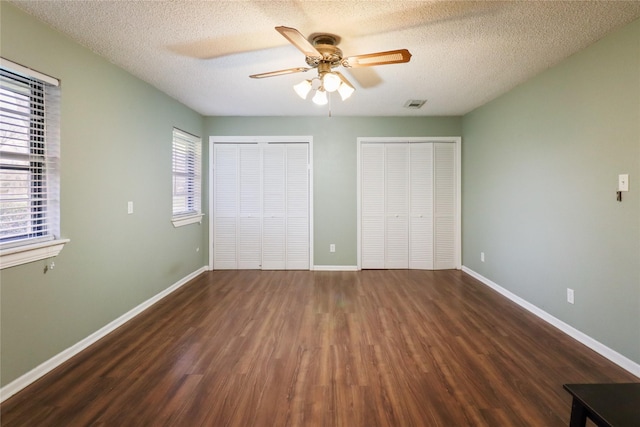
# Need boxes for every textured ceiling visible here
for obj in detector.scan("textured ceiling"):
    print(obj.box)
[10,1,640,117]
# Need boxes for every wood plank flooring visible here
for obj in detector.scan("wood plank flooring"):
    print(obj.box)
[2,270,637,426]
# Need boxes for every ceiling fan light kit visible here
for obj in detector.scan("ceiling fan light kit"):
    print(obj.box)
[293,63,354,104]
[336,73,355,101]
[312,88,328,105]
[293,79,313,99]
[322,71,341,92]
[298,72,349,104]
[250,26,411,107]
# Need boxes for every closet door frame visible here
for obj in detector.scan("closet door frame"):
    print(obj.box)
[356,136,461,270]
[208,135,314,270]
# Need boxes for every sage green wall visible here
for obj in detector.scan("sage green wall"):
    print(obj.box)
[0,3,206,386]
[204,116,462,266]
[462,19,640,363]
[6,0,635,394]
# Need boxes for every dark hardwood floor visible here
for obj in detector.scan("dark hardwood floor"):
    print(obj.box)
[2,270,637,426]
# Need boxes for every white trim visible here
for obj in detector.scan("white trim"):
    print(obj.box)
[0,57,59,86]
[0,238,70,270]
[462,266,640,378]
[208,141,214,269]
[312,265,359,271]
[308,139,315,270]
[356,141,361,270]
[454,139,462,270]
[208,136,314,270]
[171,213,204,228]
[356,136,462,270]
[210,135,311,144]
[0,266,208,403]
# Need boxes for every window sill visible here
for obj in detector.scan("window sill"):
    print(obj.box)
[0,238,70,270]
[172,213,204,228]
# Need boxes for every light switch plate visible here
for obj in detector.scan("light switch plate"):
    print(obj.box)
[127,201,134,214]
[567,288,574,304]
[618,174,629,192]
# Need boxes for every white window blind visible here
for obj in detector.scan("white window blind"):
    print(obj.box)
[0,60,61,249]
[172,128,201,219]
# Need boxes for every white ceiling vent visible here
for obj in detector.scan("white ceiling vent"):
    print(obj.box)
[404,99,427,109]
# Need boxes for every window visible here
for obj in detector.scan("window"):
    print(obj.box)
[0,58,67,269]
[172,128,202,227]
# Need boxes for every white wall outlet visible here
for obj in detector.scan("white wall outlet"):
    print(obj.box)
[329,244,336,253]
[127,201,134,214]
[567,288,575,304]
[480,252,485,262]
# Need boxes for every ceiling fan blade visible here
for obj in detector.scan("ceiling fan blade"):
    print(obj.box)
[342,49,412,68]
[275,26,322,59]
[249,67,311,79]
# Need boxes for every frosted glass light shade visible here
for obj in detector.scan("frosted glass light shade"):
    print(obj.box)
[293,80,312,99]
[338,82,355,100]
[322,72,341,92]
[312,89,328,105]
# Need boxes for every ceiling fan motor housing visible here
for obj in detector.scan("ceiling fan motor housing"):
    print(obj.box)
[306,34,343,68]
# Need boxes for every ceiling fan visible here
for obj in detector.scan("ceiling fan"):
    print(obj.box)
[249,26,412,105]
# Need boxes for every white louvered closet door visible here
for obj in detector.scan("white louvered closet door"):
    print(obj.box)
[213,144,239,269]
[262,144,287,270]
[434,143,456,269]
[214,142,310,270]
[409,143,434,270]
[238,145,262,269]
[361,143,385,269]
[360,141,456,270]
[285,144,310,270]
[385,144,409,269]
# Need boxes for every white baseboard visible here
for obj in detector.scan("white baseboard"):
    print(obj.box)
[0,266,208,403]
[312,265,359,271]
[462,266,640,378]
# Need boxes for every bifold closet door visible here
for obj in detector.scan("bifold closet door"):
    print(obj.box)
[361,144,385,269]
[360,141,455,270]
[213,143,309,270]
[262,144,286,269]
[434,143,456,270]
[409,143,434,269]
[261,143,309,270]
[213,144,262,269]
[213,144,240,269]
[238,145,262,269]
[284,144,310,270]
[384,144,409,268]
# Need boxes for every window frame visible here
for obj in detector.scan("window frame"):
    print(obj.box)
[171,127,203,227]
[0,58,68,269]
